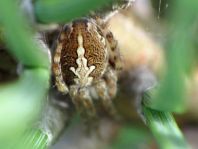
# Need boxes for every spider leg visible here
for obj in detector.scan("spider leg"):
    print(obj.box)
[53,42,69,94]
[79,87,97,118]
[69,85,81,111]
[69,85,96,118]
[95,68,118,117]
[104,67,118,98]
[106,31,122,71]
[95,80,117,117]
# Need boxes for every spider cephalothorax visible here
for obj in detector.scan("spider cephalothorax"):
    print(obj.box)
[53,18,122,118]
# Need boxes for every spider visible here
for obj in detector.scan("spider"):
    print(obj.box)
[52,17,122,119]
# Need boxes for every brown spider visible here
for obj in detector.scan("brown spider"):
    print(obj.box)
[53,17,122,118]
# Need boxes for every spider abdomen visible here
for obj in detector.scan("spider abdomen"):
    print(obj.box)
[54,19,108,87]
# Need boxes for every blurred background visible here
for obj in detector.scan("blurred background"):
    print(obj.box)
[0,0,198,149]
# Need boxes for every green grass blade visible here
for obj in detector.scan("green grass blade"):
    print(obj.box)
[0,69,49,144]
[18,129,48,149]
[34,0,113,23]
[143,106,189,149]
[0,0,50,68]
[0,0,50,145]
[147,0,197,112]
[110,126,151,149]
[141,91,189,149]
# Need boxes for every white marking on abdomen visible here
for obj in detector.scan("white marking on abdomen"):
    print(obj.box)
[70,34,95,86]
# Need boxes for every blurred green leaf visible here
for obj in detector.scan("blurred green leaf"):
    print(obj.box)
[16,129,48,149]
[34,0,113,23]
[142,87,190,148]
[0,0,50,68]
[110,125,151,149]
[0,69,49,143]
[143,106,189,149]
[148,0,198,112]
[0,0,50,147]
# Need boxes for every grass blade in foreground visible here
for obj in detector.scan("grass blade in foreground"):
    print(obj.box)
[0,69,49,144]
[148,0,197,112]
[0,0,50,146]
[34,0,112,23]
[142,91,189,149]
[0,0,50,68]
[17,129,48,149]
[143,106,189,149]
[34,0,133,23]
